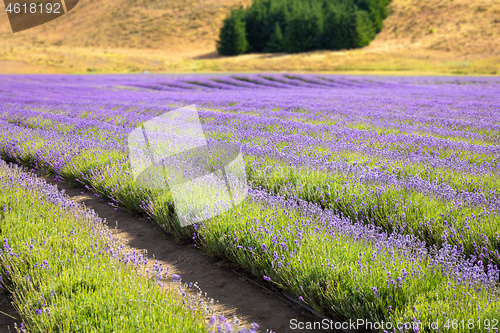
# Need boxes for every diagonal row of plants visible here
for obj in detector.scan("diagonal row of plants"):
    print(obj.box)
[0,161,244,333]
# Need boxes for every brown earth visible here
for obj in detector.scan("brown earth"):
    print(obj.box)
[0,0,498,74]
[0,290,19,333]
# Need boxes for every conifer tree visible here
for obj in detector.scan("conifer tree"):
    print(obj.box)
[265,22,285,52]
[244,0,268,52]
[355,9,376,47]
[284,4,323,53]
[322,4,356,50]
[216,10,249,56]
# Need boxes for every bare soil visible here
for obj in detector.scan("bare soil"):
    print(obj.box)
[0,290,19,333]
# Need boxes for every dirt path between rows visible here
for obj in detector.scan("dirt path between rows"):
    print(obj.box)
[0,290,19,333]
[0,175,343,333]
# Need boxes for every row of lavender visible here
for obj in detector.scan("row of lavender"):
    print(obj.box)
[0,74,499,331]
[0,160,254,332]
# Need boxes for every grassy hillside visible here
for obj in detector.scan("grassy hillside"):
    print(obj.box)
[0,0,498,74]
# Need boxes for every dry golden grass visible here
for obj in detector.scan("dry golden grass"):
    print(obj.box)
[0,0,498,74]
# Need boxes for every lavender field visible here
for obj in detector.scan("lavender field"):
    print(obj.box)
[1,74,500,332]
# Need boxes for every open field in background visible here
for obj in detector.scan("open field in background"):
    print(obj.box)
[0,0,499,74]
[0,74,499,331]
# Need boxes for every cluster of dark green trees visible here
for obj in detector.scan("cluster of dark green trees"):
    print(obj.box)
[216,0,391,55]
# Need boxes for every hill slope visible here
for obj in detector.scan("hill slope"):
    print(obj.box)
[0,0,498,74]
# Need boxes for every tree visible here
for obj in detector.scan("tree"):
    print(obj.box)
[264,0,289,41]
[284,4,323,53]
[355,0,390,32]
[322,4,356,50]
[216,10,249,56]
[265,22,285,52]
[322,7,340,50]
[244,0,268,52]
[352,9,376,47]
